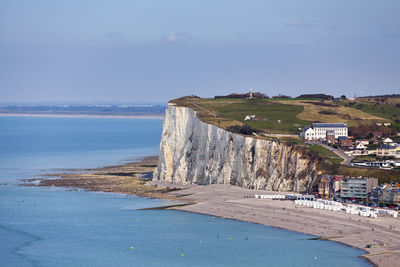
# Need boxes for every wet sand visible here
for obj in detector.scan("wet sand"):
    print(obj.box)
[22,157,176,198]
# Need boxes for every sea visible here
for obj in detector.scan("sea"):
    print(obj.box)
[0,116,370,266]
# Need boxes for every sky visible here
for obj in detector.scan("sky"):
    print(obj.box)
[0,0,399,103]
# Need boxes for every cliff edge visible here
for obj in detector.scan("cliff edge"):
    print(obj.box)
[153,104,318,192]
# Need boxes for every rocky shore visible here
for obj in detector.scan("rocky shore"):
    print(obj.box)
[22,156,177,199]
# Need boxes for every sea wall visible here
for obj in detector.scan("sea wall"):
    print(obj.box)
[153,104,318,192]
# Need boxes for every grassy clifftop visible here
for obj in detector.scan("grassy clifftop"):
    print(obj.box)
[170,96,394,135]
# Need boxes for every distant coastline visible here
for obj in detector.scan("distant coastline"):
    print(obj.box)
[0,103,167,119]
[0,113,164,119]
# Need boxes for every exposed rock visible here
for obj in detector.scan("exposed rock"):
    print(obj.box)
[154,105,318,192]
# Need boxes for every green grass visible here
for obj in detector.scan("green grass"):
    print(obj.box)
[174,97,399,135]
[352,155,377,162]
[337,166,400,184]
[200,99,309,134]
[307,145,343,165]
[279,137,303,144]
[339,100,400,121]
[270,98,322,101]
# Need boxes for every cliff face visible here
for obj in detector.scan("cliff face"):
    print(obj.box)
[154,104,318,192]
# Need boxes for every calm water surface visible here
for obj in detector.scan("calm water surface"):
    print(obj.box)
[0,116,370,266]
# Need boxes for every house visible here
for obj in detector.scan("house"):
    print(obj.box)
[377,145,399,158]
[301,127,316,140]
[354,142,366,150]
[356,140,369,145]
[301,123,348,140]
[370,184,400,204]
[383,137,393,144]
[340,138,354,148]
[316,175,345,200]
[318,176,330,199]
[331,175,344,198]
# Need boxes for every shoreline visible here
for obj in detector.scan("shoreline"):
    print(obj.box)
[163,205,375,265]
[0,113,164,119]
[25,158,400,266]
[21,156,177,199]
[152,181,399,267]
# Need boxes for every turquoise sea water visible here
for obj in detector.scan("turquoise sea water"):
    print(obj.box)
[0,116,370,266]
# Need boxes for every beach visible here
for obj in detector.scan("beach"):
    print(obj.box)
[29,157,400,266]
[150,181,400,267]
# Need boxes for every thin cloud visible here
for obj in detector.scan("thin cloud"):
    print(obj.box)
[162,32,192,43]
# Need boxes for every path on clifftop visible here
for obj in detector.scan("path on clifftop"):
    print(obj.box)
[311,141,354,166]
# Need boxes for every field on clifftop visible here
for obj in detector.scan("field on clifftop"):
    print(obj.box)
[171,96,399,135]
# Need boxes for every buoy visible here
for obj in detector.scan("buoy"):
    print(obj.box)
[200,240,202,244]
[181,253,184,257]
[229,237,232,240]
[314,256,317,260]
[130,247,134,250]
[136,219,139,222]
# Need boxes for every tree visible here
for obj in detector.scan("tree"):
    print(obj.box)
[341,95,346,100]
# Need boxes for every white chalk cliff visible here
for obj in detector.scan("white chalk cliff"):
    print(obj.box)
[154,104,318,192]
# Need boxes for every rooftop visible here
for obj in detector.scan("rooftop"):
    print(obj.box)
[378,144,396,149]
[313,123,348,128]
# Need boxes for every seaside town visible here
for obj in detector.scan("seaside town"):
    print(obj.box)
[234,94,399,230]
[301,122,400,168]
[297,120,400,211]
[242,121,399,230]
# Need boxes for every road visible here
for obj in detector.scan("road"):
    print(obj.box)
[308,141,354,166]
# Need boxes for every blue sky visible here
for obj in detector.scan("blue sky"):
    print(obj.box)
[0,0,399,103]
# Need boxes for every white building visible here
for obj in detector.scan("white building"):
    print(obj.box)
[356,140,369,145]
[244,115,256,121]
[383,137,393,144]
[355,142,366,150]
[301,123,348,140]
